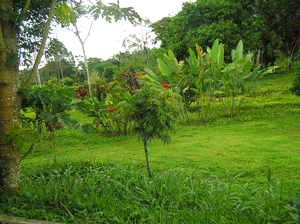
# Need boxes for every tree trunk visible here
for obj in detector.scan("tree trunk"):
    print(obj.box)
[33,51,42,87]
[78,34,93,97]
[36,68,42,87]
[73,24,93,97]
[0,0,57,193]
[21,0,57,89]
[143,140,152,177]
[0,1,21,193]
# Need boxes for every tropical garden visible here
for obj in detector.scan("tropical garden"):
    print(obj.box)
[0,0,299,223]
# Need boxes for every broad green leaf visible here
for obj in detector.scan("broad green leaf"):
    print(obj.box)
[168,50,179,67]
[240,64,252,79]
[217,43,225,70]
[236,40,244,60]
[157,58,173,77]
[144,68,159,79]
[144,74,160,85]
[163,56,176,74]
[144,68,160,85]
[188,48,198,75]
[211,39,219,63]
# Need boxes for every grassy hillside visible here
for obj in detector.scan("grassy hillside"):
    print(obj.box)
[1,69,298,223]
[21,70,298,187]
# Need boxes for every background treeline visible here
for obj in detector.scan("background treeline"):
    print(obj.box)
[20,0,298,89]
[151,0,298,66]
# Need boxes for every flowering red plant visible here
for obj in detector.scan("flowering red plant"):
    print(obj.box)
[108,107,115,112]
[162,84,169,88]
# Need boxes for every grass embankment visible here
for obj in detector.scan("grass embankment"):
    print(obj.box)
[1,70,299,223]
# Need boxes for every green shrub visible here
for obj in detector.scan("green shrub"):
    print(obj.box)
[130,83,183,176]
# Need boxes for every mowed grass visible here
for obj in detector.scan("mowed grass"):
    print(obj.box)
[21,70,299,193]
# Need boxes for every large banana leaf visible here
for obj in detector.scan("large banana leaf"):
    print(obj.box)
[217,43,225,70]
[168,50,179,70]
[157,58,174,77]
[211,39,220,64]
[236,40,244,60]
[188,48,198,76]
[144,68,160,85]
[163,53,176,72]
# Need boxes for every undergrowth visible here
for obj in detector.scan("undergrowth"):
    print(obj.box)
[1,161,298,223]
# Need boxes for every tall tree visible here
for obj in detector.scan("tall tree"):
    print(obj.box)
[0,0,58,193]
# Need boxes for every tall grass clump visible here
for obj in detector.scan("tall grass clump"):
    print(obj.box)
[0,161,298,223]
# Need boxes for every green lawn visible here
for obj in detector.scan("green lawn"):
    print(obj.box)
[22,70,299,192]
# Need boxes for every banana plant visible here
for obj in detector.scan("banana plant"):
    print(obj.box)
[189,40,225,120]
[220,40,275,116]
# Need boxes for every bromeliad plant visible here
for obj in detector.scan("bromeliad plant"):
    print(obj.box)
[130,83,183,176]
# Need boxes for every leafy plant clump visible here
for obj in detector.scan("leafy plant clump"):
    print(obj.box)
[0,162,298,223]
[146,39,276,121]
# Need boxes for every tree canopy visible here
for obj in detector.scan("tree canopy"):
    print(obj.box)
[151,0,298,65]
